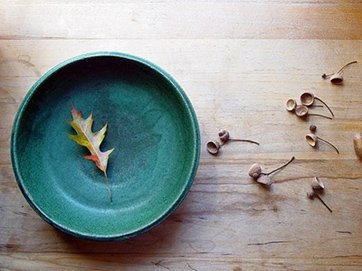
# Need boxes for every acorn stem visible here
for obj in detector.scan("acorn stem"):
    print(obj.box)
[229,139,260,145]
[308,113,333,120]
[336,60,357,74]
[264,156,295,176]
[322,61,357,78]
[314,97,334,117]
[322,73,333,79]
[315,194,333,213]
[317,136,340,154]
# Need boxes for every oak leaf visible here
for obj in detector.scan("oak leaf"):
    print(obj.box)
[68,105,114,176]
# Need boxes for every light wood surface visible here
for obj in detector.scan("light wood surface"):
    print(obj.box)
[1,1,362,270]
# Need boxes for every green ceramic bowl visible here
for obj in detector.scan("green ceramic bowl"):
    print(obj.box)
[11,52,200,240]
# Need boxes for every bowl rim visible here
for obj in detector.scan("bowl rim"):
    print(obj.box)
[10,51,200,241]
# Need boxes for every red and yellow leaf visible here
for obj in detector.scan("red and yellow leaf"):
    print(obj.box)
[68,105,114,176]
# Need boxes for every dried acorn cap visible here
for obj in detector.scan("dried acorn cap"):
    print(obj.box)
[256,175,273,185]
[330,73,344,85]
[206,140,220,155]
[218,129,230,142]
[306,134,339,153]
[306,133,318,147]
[311,177,325,191]
[309,124,317,133]
[248,163,262,178]
[300,92,314,107]
[286,99,297,112]
[295,105,309,117]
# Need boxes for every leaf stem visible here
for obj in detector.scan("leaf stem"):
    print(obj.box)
[104,173,113,202]
[264,156,295,176]
[317,136,340,154]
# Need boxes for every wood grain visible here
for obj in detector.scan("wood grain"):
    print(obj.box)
[1,1,362,40]
[1,1,362,270]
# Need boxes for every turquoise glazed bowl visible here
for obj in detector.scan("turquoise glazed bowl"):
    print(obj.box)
[11,52,200,240]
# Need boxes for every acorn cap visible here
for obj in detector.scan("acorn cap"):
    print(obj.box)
[286,99,297,112]
[311,177,325,191]
[206,140,220,155]
[295,105,309,117]
[330,73,344,85]
[300,92,314,106]
[256,175,273,185]
[306,133,318,147]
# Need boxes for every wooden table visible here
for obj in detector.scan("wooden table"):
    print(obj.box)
[1,1,362,270]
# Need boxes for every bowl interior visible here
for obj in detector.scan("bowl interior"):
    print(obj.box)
[12,54,199,240]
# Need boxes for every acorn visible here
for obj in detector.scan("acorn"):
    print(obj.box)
[248,163,262,179]
[353,133,362,159]
[218,129,230,142]
[307,191,316,199]
[309,124,317,133]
